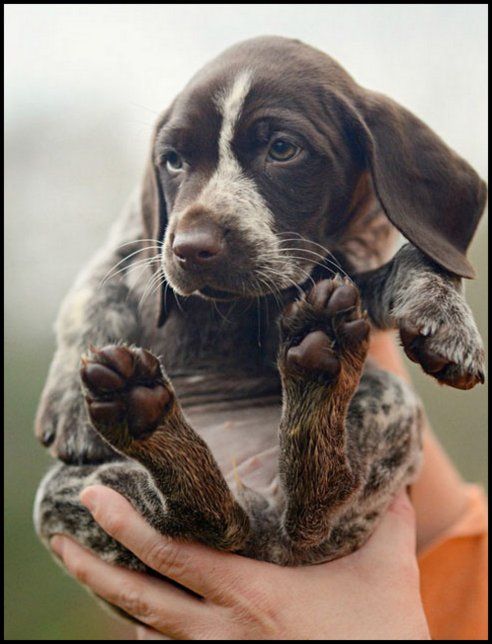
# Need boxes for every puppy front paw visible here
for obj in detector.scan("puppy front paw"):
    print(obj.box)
[279,277,370,382]
[81,345,174,450]
[394,281,485,390]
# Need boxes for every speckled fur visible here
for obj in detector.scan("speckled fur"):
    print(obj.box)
[34,35,485,623]
[355,244,485,388]
[35,361,422,568]
[35,274,423,598]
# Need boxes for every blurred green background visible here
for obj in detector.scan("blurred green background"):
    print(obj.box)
[5,4,487,640]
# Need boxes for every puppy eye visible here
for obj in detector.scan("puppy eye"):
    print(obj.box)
[267,139,299,162]
[165,151,184,173]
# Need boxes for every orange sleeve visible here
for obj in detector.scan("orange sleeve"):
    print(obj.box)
[418,485,488,640]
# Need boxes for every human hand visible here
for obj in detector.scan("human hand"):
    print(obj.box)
[50,486,430,640]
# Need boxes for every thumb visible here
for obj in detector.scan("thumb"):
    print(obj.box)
[363,489,417,563]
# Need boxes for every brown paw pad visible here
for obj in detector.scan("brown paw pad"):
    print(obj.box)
[434,364,485,390]
[132,348,163,381]
[399,326,485,390]
[307,278,359,316]
[86,398,127,427]
[127,385,172,437]
[97,345,135,379]
[306,279,338,309]
[81,344,172,443]
[81,362,126,394]
[338,318,370,348]
[287,330,340,376]
[282,278,369,376]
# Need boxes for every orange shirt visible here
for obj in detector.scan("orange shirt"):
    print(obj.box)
[418,485,488,640]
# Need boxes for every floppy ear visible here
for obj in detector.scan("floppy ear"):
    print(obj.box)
[347,90,487,278]
[140,146,169,326]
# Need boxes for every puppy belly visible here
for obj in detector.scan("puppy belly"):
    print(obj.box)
[185,403,281,503]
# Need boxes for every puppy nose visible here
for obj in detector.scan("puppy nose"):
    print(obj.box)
[172,224,224,266]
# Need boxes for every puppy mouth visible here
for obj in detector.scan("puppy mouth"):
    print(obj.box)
[164,251,325,301]
[168,265,319,301]
[196,285,239,301]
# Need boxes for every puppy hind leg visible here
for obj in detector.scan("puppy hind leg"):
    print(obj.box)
[34,461,150,571]
[80,344,250,551]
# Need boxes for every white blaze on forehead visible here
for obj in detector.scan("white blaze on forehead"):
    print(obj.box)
[194,70,275,234]
[215,70,252,163]
[165,68,279,277]
[163,71,304,293]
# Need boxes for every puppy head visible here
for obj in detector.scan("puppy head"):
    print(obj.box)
[142,36,486,314]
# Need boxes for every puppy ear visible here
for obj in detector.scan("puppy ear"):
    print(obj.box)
[350,91,487,278]
[140,151,169,326]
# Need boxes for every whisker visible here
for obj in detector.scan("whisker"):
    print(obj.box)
[265,255,336,279]
[149,272,166,299]
[101,245,162,285]
[138,268,165,309]
[256,271,284,310]
[276,232,344,264]
[263,282,270,329]
[256,296,261,347]
[116,239,164,249]
[144,274,168,313]
[163,281,171,317]
[259,265,305,299]
[102,256,160,285]
[263,240,353,282]
[293,264,318,291]
[173,291,186,317]
[259,275,281,310]
[213,299,233,325]
[269,244,345,272]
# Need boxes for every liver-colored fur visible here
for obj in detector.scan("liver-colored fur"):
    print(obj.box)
[34,36,485,621]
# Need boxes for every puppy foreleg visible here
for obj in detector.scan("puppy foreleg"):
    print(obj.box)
[277,278,369,549]
[355,243,485,389]
[81,344,250,551]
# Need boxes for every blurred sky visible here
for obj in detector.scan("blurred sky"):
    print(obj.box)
[4,4,488,640]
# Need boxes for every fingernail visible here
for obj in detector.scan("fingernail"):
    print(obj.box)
[50,535,66,560]
[80,487,98,513]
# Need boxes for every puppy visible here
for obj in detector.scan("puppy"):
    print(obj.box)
[34,36,486,614]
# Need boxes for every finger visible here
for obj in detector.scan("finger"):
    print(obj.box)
[50,535,212,639]
[80,485,261,602]
[136,625,171,640]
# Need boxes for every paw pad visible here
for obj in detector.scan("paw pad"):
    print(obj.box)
[399,324,485,390]
[287,330,340,376]
[80,344,172,440]
[282,277,369,376]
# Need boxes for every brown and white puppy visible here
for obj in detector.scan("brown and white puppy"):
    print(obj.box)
[144,35,485,385]
[34,36,486,619]
[150,40,485,288]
